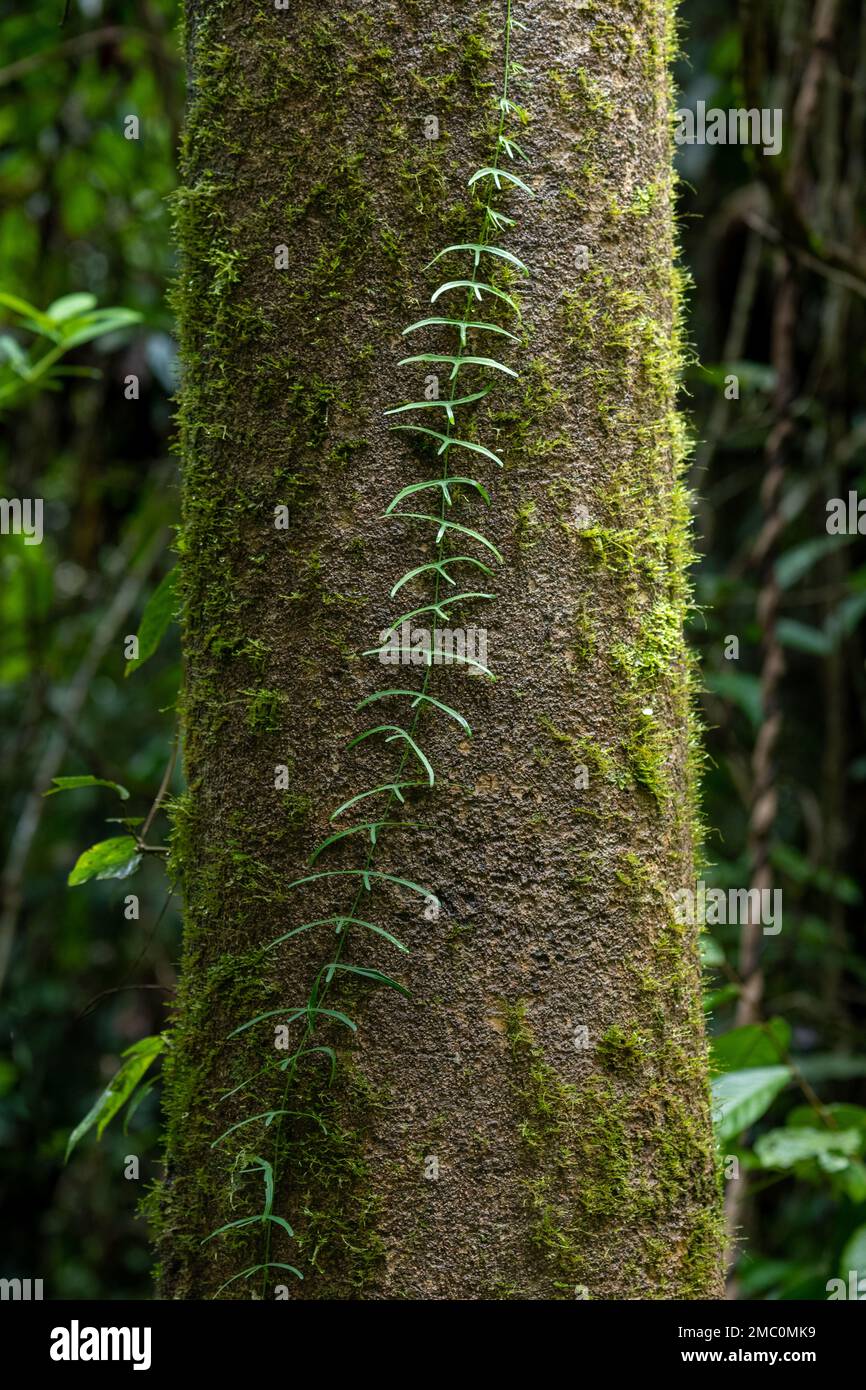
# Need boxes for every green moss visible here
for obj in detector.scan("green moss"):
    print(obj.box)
[538,717,628,791]
[502,1000,723,1298]
[243,687,283,734]
[597,1024,649,1075]
[514,499,539,548]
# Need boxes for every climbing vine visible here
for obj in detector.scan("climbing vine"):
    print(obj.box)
[196,0,535,1296]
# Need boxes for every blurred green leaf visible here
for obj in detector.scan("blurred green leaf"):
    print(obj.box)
[840,1226,866,1284]
[704,670,762,726]
[712,1066,791,1145]
[46,292,98,323]
[712,1018,791,1074]
[776,618,831,657]
[754,1126,861,1171]
[65,1036,165,1162]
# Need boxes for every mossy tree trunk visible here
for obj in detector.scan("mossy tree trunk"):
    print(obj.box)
[156,0,724,1300]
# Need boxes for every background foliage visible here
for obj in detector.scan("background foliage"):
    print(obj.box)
[0,0,863,1299]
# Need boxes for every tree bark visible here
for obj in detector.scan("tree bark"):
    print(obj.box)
[156,0,724,1300]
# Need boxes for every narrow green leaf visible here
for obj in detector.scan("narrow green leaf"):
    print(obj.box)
[125,567,178,677]
[321,963,410,997]
[211,1108,327,1147]
[0,292,54,331]
[430,280,521,316]
[330,782,426,819]
[379,593,495,636]
[399,353,517,380]
[357,687,472,735]
[426,243,529,272]
[265,916,409,955]
[384,387,492,422]
[384,475,490,512]
[228,1007,357,1039]
[286,868,438,903]
[246,1155,275,1215]
[59,308,141,350]
[468,166,534,195]
[389,555,495,597]
[215,1263,303,1294]
[401,317,519,345]
[45,775,129,801]
[388,511,504,562]
[348,724,435,786]
[308,821,417,864]
[388,425,504,468]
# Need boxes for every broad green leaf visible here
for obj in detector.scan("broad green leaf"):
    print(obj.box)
[712,1066,791,1145]
[65,1035,164,1161]
[776,618,831,657]
[68,835,141,886]
[45,775,129,801]
[125,567,178,676]
[777,535,853,590]
[711,1018,791,1075]
[837,1162,866,1203]
[793,1054,866,1083]
[786,1103,866,1135]
[703,670,763,727]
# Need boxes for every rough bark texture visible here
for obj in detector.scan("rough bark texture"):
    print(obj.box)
[155,0,725,1299]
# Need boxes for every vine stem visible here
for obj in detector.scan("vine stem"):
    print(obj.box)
[251,0,518,1299]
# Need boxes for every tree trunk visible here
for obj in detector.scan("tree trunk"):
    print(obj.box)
[156,0,724,1300]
